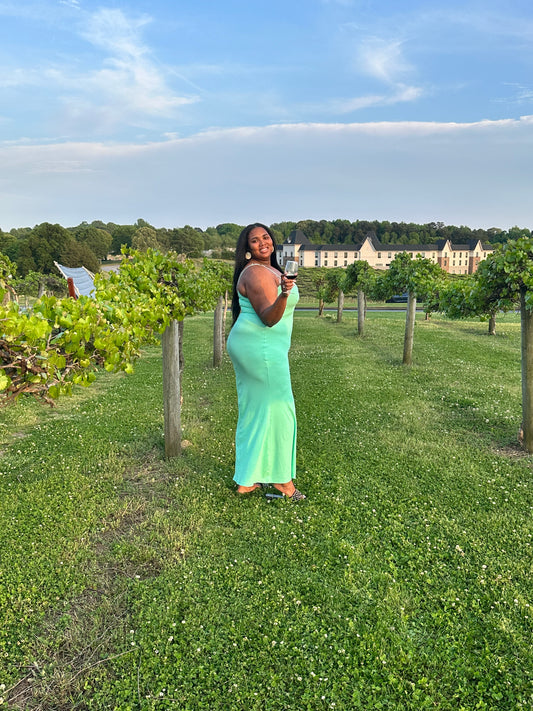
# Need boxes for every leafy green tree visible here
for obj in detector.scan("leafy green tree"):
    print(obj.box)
[110,224,136,254]
[317,268,345,321]
[215,223,243,247]
[60,240,100,273]
[0,231,21,263]
[270,221,296,242]
[471,238,533,451]
[203,227,223,251]
[134,218,153,230]
[375,252,446,365]
[325,269,347,323]
[74,224,112,260]
[310,269,329,316]
[90,220,108,231]
[15,240,37,276]
[14,270,66,299]
[438,271,500,335]
[169,226,205,257]
[27,222,73,274]
[9,227,32,239]
[132,226,160,252]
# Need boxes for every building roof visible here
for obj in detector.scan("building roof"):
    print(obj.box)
[285,229,313,245]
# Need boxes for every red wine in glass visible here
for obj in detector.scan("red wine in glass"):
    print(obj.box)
[285,260,298,279]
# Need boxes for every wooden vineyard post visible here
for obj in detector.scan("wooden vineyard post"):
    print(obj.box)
[213,294,224,367]
[162,319,182,457]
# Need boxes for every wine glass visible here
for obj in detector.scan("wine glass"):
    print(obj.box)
[285,260,298,279]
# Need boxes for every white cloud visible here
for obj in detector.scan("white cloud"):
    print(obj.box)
[0,6,198,138]
[322,84,423,114]
[80,7,151,58]
[1,116,532,231]
[357,37,414,85]
[63,8,198,131]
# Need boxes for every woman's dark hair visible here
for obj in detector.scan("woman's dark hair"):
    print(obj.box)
[231,223,282,324]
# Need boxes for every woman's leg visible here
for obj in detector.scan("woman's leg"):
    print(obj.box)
[273,481,306,499]
[272,481,297,495]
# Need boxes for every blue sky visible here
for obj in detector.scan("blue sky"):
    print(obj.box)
[1,0,532,230]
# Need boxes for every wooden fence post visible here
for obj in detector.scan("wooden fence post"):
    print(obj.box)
[357,288,365,336]
[213,294,224,367]
[337,289,344,323]
[162,319,181,457]
[403,292,417,365]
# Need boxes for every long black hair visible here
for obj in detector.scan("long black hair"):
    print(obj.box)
[231,223,282,324]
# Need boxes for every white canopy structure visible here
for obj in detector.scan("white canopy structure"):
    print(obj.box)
[54,262,95,297]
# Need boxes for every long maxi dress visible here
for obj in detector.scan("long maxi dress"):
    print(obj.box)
[227,264,299,487]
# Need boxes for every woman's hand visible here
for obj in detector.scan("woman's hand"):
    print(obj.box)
[280,274,295,297]
[241,268,293,327]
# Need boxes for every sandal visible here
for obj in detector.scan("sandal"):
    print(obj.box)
[287,488,306,501]
[272,485,306,501]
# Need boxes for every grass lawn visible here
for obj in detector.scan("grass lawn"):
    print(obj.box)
[0,311,531,710]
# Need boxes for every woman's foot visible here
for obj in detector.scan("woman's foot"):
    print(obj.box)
[237,483,262,494]
[273,483,306,500]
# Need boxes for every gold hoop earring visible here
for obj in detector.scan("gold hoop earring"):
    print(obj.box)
[245,251,251,260]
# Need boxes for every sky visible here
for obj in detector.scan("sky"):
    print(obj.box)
[1,0,533,232]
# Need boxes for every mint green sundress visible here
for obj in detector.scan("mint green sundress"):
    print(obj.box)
[227,265,299,487]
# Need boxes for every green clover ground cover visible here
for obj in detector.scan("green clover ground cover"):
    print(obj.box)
[0,312,531,710]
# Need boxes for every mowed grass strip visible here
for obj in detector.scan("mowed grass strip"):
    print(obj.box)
[0,311,531,710]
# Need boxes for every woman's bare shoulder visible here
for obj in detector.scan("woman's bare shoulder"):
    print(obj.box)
[239,263,280,295]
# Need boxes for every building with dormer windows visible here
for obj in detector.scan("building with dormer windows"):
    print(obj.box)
[276,230,493,274]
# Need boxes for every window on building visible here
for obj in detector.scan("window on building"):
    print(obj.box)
[325,260,328,266]
[453,260,456,266]
[344,252,348,258]
[315,259,319,266]
[388,252,392,258]
[334,260,338,266]
[344,260,347,266]
[378,252,381,258]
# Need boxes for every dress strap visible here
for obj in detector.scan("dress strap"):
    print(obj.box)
[237,263,281,289]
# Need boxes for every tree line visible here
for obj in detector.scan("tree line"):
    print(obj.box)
[0,219,244,280]
[270,219,531,247]
[1,218,531,285]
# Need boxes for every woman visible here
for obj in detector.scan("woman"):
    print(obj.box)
[226,223,305,501]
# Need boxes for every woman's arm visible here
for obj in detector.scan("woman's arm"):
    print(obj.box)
[240,268,295,327]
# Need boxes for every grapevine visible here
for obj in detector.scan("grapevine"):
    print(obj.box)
[0,250,227,405]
